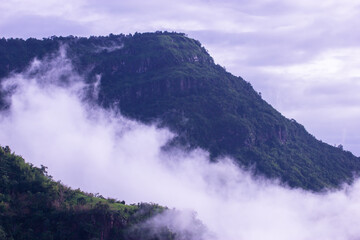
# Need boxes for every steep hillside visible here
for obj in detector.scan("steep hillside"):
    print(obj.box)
[0,145,205,240]
[0,32,359,191]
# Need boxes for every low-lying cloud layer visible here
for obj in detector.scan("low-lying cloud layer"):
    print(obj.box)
[1,53,360,240]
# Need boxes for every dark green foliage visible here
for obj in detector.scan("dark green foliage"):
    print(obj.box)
[0,32,359,191]
[0,146,171,240]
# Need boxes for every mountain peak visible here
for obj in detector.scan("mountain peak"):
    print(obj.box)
[1,33,359,191]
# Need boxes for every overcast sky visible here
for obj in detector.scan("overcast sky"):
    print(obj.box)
[1,0,359,155]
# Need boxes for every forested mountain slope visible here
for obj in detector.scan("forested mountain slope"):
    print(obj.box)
[0,32,359,191]
[0,146,206,240]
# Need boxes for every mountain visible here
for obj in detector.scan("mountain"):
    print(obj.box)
[0,146,207,240]
[0,32,359,191]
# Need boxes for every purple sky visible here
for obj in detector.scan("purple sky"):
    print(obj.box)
[1,0,359,156]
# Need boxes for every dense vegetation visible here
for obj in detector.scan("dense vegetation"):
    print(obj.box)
[1,32,359,191]
[0,146,184,240]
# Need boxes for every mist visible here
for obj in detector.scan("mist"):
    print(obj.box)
[1,52,360,240]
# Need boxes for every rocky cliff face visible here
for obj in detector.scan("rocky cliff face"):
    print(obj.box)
[1,32,359,191]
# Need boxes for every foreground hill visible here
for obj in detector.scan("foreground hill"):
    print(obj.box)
[0,32,359,191]
[0,146,206,240]
[0,146,160,239]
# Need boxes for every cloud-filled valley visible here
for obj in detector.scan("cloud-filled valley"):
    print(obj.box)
[1,50,360,240]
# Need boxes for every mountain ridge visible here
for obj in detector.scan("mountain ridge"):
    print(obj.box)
[0,31,359,191]
[0,146,182,240]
